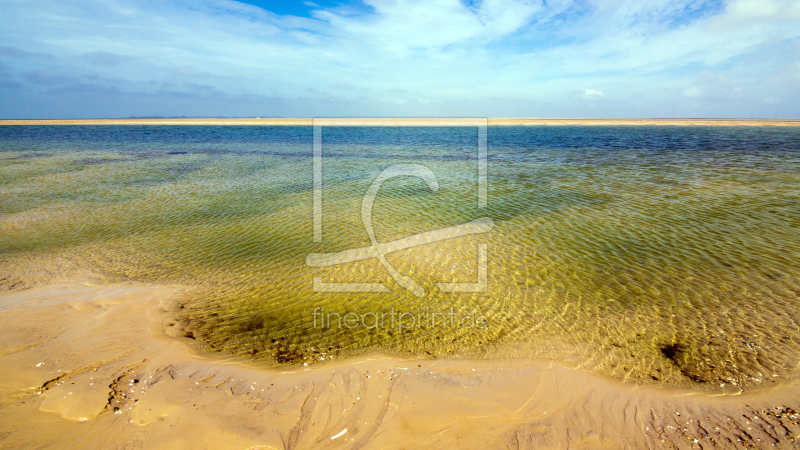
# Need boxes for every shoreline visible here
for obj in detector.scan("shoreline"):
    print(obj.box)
[1,118,800,126]
[1,282,799,448]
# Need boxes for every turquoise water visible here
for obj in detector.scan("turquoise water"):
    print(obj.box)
[1,125,799,391]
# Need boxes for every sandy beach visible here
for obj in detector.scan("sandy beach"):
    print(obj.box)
[1,118,799,126]
[1,283,799,449]
[2,122,800,449]
[3,0,800,446]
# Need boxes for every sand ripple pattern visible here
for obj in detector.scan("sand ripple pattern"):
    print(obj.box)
[1,125,800,393]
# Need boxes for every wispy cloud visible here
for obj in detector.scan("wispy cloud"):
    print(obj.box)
[0,0,798,118]
[581,89,607,101]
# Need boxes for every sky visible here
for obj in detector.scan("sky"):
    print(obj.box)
[0,0,799,118]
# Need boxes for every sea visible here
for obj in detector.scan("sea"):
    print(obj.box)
[1,124,799,392]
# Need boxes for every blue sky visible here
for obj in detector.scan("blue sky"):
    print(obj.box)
[0,0,799,118]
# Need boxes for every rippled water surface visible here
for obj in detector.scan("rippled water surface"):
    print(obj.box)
[2,125,799,392]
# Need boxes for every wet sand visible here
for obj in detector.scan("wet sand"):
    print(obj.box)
[1,283,799,449]
[1,118,799,126]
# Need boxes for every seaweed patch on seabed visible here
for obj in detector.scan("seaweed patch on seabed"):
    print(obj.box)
[658,342,713,383]
[0,152,53,161]
[72,157,129,166]
[169,309,345,366]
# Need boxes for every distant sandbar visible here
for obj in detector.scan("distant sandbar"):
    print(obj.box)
[1,118,799,126]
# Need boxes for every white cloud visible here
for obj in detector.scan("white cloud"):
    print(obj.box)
[582,89,607,100]
[0,0,798,117]
[707,0,800,29]
[313,0,544,57]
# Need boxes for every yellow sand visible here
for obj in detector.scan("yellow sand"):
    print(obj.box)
[1,118,799,126]
[1,283,799,449]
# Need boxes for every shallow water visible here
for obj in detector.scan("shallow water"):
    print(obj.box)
[1,125,799,392]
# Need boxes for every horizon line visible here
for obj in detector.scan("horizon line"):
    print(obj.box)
[1,118,799,127]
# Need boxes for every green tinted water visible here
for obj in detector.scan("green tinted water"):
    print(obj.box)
[2,126,799,392]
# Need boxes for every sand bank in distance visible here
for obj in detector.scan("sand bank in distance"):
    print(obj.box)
[1,118,799,126]
[1,283,799,449]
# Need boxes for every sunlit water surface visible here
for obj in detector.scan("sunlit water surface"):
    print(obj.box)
[1,125,799,392]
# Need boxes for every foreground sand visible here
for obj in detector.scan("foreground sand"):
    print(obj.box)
[1,118,799,126]
[1,284,799,449]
